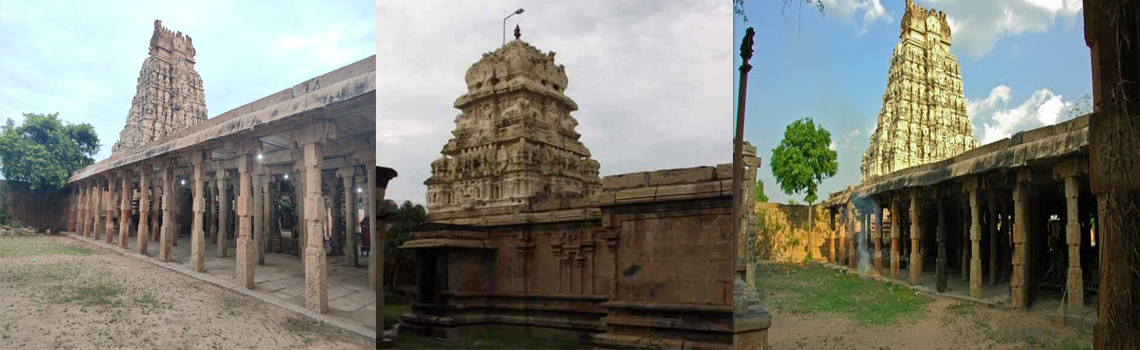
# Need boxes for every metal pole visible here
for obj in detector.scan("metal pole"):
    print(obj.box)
[733,28,755,280]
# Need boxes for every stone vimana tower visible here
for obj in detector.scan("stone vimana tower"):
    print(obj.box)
[425,28,602,212]
[861,0,977,180]
[111,20,208,154]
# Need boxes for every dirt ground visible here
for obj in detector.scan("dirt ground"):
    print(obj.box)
[761,264,1093,350]
[0,235,373,349]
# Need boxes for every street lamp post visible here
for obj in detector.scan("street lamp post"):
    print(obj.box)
[503,8,524,45]
[733,27,755,281]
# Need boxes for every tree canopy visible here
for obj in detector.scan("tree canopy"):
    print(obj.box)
[770,117,837,205]
[0,113,99,194]
[754,178,769,203]
[384,200,426,289]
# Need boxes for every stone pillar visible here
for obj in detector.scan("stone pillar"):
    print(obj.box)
[268,176,280,251]
[873,200,883,273]
[254,168,265,265]
[293,164,307,271]
[936,190,948,293]
[847,202,856,269]
[1011,169,1031,309]
[235,140,261,289]
[151,180,161,242]
[339,167,358,267]
[960,196,969,282]
[368,163,378,289]
[293,123,333,313]
[216,168,230,258]
[172,181,181,247]
[118,171,131,248]
[105,174,117,244]
[1055,159,1085,311]
[909,191,921,285]
[828,209,836,264]
[262,175,272,260]
[93,177,105,240]
[137,165,151,255]
[890,198,900,279]
[190,152,209,273]
[88,181,97,238]
[158,162,175,262]
[329,180,344,256]
[374,166,397,346]
[209,179,217,244]
[965,177,983,299]
[68,188,76,232]
[81,183,90,236]
[988,192,999,286]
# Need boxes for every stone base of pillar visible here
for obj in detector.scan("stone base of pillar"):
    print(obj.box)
[151,211,160,242]
[733,279,771,350]
[236,238,256,288]
[119,210,131,248]
[191,229,206,272]
[137,224,149,255]
[1067,267,1083,310]
[890,237,899,279]
[305,247,329,313]
[970,256,982,299]
[909,246,920,285]
[218,233,229,258]
[159,226,173,262]
[936,256,947,293]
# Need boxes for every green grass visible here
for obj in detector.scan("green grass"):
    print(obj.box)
[0,237,91,258]
[754,263,931,326]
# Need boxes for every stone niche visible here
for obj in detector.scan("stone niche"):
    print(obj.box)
[861,0,977,181]
[111,20,208,155]
[424,37,601,214]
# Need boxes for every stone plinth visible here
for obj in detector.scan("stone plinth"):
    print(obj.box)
[733,279,771,350]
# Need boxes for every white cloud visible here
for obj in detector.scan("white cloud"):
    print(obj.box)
[838,128,861,150]
[819,0,894,34]
[922,0,1082,58]
[280,34,320,50]
[968,85,1074,144]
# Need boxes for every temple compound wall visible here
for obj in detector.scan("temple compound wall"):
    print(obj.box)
[61,21,378,316]
[0,180,72,231]
[400,32,739,348]
[826,115,1094,312]
[861,0,977,181]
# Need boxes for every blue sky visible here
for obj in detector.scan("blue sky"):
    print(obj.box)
[0,0,375,164]
[733,0,1091,204]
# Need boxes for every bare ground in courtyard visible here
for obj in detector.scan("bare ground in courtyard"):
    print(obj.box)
[757,263,1093,350]
[0,235,372,349]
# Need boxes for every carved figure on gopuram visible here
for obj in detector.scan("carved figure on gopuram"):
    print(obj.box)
[861,0,977,180]
[425,27,602,213]
[110,20,208,154]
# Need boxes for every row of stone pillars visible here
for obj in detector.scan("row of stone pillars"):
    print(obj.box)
[827,159,1087,311]
[65,123,374,314]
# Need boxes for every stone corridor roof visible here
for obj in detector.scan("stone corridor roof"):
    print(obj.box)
[833,114,1089,203]
[68,55,376,183]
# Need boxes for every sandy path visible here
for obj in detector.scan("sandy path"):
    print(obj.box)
[0,235,371,349]
[769,295,1091,350]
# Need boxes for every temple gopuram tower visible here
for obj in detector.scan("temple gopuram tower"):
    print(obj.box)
[111,20,208,154]
[425,28,602,212]
[861,0,977,180]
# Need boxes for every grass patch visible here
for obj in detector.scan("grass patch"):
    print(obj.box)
[755,263,931,326]
[0,237,91,258]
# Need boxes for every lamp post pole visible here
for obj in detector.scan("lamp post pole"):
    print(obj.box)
[503,8,524,45]
[733,27,755,280]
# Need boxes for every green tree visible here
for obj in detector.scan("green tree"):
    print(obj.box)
[734,0,824,22]
[770,117,837,232]
[384,200,426,291]
[0,113,99,194]
[754,178,769,203]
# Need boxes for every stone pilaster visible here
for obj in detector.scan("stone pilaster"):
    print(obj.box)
[910,191,922,285]
[216,168,230,257]
[137,165,151,255]
[292,123,334,313]
[190,152,209,272]
[1011,169,1031,309]
[158,162,175,262]
[1055,159,1085,311]
[235,139,261,289]
[890,197,900,279]
[339,167,358,267]
[965,177,983,299]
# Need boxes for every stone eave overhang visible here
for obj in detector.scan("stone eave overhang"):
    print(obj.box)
[399,239,496,250]
[67,55,377,184]
[453,79,578,111]
[849,114,1089,200]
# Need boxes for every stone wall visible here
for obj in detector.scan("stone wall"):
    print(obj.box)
[402,165,735,348]
[754,202,829,263]
[0,180,71,231]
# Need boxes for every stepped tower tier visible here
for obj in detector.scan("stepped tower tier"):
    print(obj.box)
[861,0,977,181]
[426,33,602,213]
[111,20,208,154]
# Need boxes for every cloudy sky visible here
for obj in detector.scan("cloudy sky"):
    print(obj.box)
[0,0,375,164]
[378,0,732,205]
[733,0,1091,204]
